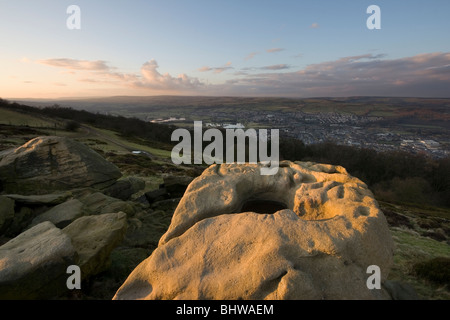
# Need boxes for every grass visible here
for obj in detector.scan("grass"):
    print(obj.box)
[92,127,172,158]
[0,107,55,127]
[389,227,450,300]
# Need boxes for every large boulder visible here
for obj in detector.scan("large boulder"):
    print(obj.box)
[114,161,394,300]
[0,221,77,299]
[63,212,128,279]
[0,136,121,195]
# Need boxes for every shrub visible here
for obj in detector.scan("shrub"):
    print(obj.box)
[65,120,81,131]
[413,257,450,286]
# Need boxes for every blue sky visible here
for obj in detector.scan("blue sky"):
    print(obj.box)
[1,0,449,98]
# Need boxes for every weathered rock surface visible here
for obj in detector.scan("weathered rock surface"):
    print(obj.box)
[0,221,77,299]
[30,199,85,229]
[114,161,394,300]
[77,192,138,216]
[63,212,127,279]
[0,136,122,195]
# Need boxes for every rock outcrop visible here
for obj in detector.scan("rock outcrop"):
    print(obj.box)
[0,136,122,195]
[114,161,394,300]
[0,136,145,299]
[0,221,77,299]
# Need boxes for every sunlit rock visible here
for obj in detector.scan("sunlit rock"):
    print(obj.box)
[114,161,394,300]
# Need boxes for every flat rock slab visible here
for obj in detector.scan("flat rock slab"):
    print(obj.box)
[0,221,77,299]
[3,192,72,206]
[114,161,394,300]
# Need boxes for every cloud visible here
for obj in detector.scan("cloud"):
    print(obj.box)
[37,58,110,71]
[218,52,450,97]
[37,58,205,93]
[244,52,259,61]
[266,48,284,53]
[198,62,233,74]
[261,64,291,70]
[198,66,212,72]
[310,23,320,29]
[136,59,204,90]
[35,53,450,97]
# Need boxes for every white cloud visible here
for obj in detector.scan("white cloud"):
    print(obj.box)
[136,59,204,90]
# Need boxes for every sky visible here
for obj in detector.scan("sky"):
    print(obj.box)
[1,0,450,99]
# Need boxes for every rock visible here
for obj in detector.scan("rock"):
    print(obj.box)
[4,207,35,237]
[145,188,169,204]
[1,192,73,237]
[77,192,137,216]
[0,221,77,299]
[383,280,420,300]
[150,198,180,212]
[114,161,394,300]
[63,212,127,279]
[0,196,15,234]
[123,210,173,250]
[162,175,194,197]
[0,136,122,195]
[30,199,85,229]
[3,192,72,206]
[102,176,145,201]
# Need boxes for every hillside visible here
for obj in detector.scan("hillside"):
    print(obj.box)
[0,100,449,299]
